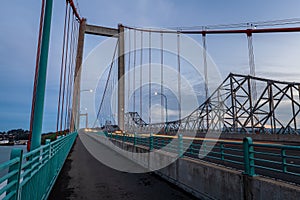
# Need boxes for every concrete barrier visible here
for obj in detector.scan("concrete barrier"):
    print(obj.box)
[243,175,300,200]
[87,133,300,200]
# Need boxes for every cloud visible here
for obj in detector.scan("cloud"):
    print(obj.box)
[150,104,179,122]
[2,0,300,132]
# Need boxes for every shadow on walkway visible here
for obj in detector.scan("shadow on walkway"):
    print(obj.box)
[49,135,198,200]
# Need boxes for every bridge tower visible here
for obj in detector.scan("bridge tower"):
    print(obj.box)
[118,24,125,131]
[70,18,86,132]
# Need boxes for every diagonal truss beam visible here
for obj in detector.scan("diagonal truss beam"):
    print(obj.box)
[125,73,300,135]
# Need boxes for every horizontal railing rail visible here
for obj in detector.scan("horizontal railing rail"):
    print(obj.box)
[246,137,300,177]
[0,132,77,200]
[98,131,300,183]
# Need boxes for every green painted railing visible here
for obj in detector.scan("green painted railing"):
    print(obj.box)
[244,137,300,177]
[100,132,300,181]
[0,132,77,200]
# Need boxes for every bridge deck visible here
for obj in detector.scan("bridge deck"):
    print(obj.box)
[49,134,197,200]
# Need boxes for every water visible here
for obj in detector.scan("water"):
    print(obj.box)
[0,145,27,163]
[0,145,27,199]
[0,145,27,177]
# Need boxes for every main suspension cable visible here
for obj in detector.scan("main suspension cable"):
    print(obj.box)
[125,18,300,32]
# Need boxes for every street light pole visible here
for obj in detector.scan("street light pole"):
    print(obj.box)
[154,92,168,133]
[80,89,93,93]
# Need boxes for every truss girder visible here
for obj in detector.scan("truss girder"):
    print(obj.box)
[124,74,300,135]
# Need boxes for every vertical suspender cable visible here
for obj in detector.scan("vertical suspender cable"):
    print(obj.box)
[177,33,181,121]
[202,32,208,101]
[64,18,72,131]
[69,16,79,127]
[140,31,143,118]
[56,2,68,135]
[133,30,136,112]
[247,31,257,103]
[94,40,119,126]
[202,32,209,129]
[160,33,164,123]
[111,61,116,123]
[67,18,79,129]
[64,14,75,130]
[148,32,152,124]
[64,15,73,130]
[127,30,131,111]
[60,5,71,132]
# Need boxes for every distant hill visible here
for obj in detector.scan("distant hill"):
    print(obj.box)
[0,129,69,143]
[0,129,29,140]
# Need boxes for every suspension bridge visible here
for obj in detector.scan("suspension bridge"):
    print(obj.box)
[1,0,300,199]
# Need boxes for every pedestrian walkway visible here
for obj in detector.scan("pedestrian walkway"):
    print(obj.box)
[49,135,197,200]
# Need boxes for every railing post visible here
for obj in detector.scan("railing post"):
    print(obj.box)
[178,134,183,157]
[134,133,137,146]
[46,139,52,157]
[220,142,224,161]
[281,149,287,173]
[8,149,23,200]
[149,133,153,150]
[243,137,255,176]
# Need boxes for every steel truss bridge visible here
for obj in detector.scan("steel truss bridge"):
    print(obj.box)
[2,0,300,199]
[125,73,300,135]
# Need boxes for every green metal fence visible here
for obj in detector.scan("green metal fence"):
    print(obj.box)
[244,137,300,177]
[100,132,300,181]
[0,132,77,200]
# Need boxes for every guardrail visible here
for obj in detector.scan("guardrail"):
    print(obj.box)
[101,132,300,182]
[244,137,300,177]
[0,132,77,200]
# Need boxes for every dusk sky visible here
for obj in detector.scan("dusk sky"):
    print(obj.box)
[0,1,300,132]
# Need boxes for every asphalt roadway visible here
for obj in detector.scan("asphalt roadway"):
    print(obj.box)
[48,135,198,200]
